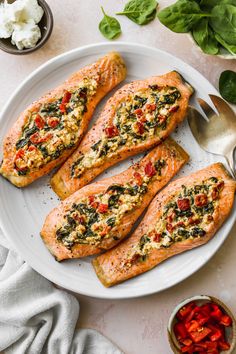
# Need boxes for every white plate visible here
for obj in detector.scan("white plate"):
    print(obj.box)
[0,42,235,299]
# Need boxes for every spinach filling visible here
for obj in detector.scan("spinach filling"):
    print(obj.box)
[56,159,166,248]
[70,86,181,178]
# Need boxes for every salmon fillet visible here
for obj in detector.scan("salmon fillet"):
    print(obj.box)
[51,71,194,199]
[93,163,236,287]
[0,52,126,187]
[41,138,189,261]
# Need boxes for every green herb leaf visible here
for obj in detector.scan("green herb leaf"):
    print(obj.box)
[116,0,158,25]
[219,70,236,104]
[210,5,236,46]
[215,33,236,55]
[192,18,219,54]
[157,0,211,33]
[99,7,121,40]
[200,0,236,11]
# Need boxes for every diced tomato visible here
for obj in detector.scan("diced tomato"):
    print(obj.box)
[174,322,188,340]
[200,304,211,317]
[177,198,190,211]
[48,117,60,128]
[185,306,201,323]
[188,217,200,225]
[74,215,85,224]
[182,339,192,346]
[28,145,37,152]
[153,232,161,242]
[144,161,156,177]
[34,114,45,129]
[189,327,212,343]
[176,221,185,228]
[220,315,232,327]
[210,304,223,321]
[136,121,144,134]
[195,312,210,326]
[207,215,214,222]
[169,105,179,113]
[218,340,230,350]
[177,302,196,320]
[98,203,108,214]
[133,171,142,186]
[59,103,66,113]
[105,125,119,138]
[186,320,200,333]
[30,132,52,144]
[166,223,173,233]
[181,345,194,353]
[91,202,99,209]
[146,103,156,111]
[210,330,222,342]
[15,148,25,160]
[166,212,176,224]
[195,194,208,207]
[88,195,95,204]
[133,108,143,116]
[61,90,71,104]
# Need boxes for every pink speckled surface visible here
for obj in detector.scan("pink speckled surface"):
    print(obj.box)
[0,1,236,353]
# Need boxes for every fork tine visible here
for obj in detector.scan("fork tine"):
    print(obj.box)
[209,94,236,119]
[197,98,217,119]
[187,106,209,132]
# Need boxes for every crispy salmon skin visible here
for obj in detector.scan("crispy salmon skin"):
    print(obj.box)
[51,71,194,199]
[41,138,188,261]
[93,163,236,287]
[0,52,126,187]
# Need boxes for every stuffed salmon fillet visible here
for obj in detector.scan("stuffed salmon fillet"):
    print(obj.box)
[0,52,126,187]
[41,138,189,261]
[93,163,236,287]
[51,71,194,199]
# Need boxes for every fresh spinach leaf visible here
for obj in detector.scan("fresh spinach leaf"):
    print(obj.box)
[200,0,236,11]
[192,18,219,54]
[215,33,236,55]
[116,0,158,25]
[99,7,121,40]
[219,70,236,104]
[210,5,236,46]
[157,0,211,33]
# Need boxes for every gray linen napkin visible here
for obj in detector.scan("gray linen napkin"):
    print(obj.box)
[0,230,123,354]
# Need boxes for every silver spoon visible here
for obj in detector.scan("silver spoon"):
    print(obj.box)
[188,95,236,179]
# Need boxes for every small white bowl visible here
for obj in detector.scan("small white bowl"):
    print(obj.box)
[168,295,236,354]
[188,34,236,60]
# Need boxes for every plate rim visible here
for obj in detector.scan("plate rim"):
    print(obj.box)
[0,41,235,299]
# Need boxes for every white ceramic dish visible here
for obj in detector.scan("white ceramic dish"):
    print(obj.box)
[0,42,235,299]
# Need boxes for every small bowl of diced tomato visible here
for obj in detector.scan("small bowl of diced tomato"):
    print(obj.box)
[168,295,236,354]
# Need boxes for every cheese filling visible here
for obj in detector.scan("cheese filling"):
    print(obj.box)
[70,85,181,178]
[124,177,224,266]
[14,77,98,175]
[56,159,166,248]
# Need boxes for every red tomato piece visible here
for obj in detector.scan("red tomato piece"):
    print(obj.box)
[177,198,190,211]
[133,171,142,186]
[144,161,156,177]
[98,204,108,214]
[189,327,212,343]
[34,114,45,129]
[174,322,188,340]
[59,103,66,113]
[61,90,71,104]
[153,232,161,242]
[15,148,25,160]
[146,103,156,111]
[218,340,230,350]
[195,194,208,207]
[28,145,37,152]
[177,302,196,320]
[105,125,119,138]
[157,115,167,124]
[181,345,194,353]
[182,339,192,346]
[210,304,223,321]
[166,223,173,233]
[220,315,232,327]
[133,108,143,116]
[30,132,52,144]
[48,117,60,128]
[185,306,201,323]
[169,105,179,113]
[186,320,200,333]
[137,121,145,134]
[88,195,95,204]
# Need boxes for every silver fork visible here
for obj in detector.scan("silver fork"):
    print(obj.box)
[188,95,236,179]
